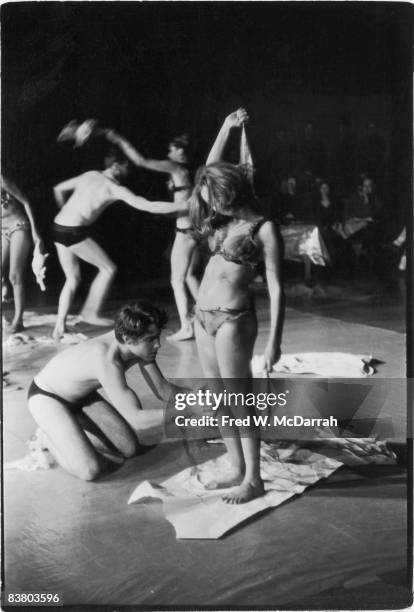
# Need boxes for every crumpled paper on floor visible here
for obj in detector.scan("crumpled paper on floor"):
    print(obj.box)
[128,439,395,539]
[36,332,88,345]
[5,430,56,471]
[3,331,87,348]
[16,312,80,328]
[252,352,376,378]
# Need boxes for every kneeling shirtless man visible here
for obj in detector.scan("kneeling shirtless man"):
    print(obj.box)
[28,302,175,480]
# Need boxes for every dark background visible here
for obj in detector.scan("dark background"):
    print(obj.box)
[2,2,412,288]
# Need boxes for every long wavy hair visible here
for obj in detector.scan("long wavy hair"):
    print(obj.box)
[189,162,259,236]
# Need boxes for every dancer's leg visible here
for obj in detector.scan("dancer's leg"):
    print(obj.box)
[8,229,31,332]
[194,317,245,489]
[53,244,82,339]
[2,234,11,304]
[216,316,264,504]
[169,233,196,341]
[185,243,200,301]
[69,238,117,326]
[28,394,111,480]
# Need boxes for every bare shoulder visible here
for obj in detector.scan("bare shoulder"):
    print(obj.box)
[257,219,279,240]
[90,340,123,373]
[81,170,106,183]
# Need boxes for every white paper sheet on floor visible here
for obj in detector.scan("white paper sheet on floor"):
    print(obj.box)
[252,352,376,377]
[128,439,395,539]
[3,331,87,349]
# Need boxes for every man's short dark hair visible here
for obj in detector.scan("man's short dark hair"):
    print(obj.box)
[104,147,130,169]
[114,302,168,343]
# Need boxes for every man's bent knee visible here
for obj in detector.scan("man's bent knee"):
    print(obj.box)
[76,460,102,481]
[119,435,140,459]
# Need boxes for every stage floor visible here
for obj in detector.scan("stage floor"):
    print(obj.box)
[3,284,410,609]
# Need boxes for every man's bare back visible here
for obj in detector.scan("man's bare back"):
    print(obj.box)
[35,331,123,402]
[54,171,127,226]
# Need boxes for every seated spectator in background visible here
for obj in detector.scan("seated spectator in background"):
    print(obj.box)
[313,179,343,266]
[341,175,383,270]
[280,175,305,223]
[313,179,337,228]
[344,175,382,221]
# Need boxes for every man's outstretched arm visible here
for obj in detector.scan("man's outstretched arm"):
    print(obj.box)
[109,183,189,215]
[98,358,143,414]
[105,130,175,174]
[139,361,177,402]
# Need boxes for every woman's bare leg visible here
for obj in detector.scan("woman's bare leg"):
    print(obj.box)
[185,245,200,301]
[2,234,11,306]
[53,243,82,339]
[216,316,264,504]
[194,318,245,489]
[69,238,117,326]
[169,233,197,341]
[8,229,31,332]
[28,395,111,480]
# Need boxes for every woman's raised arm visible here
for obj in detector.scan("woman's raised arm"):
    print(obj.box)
[206,108,249,165]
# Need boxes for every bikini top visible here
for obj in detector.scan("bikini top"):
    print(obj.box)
[1,190,13,209]
[167,176,192,194]
[210,218,268,269]
[170,184,192,193]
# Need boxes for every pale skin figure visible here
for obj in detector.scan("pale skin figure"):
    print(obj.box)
[190,109,284,503]
[2,175,46,333]
[28,303,176,480]
[104,130,199,341]
[52,156,174,340]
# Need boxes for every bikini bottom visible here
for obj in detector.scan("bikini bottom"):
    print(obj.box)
[28,379,102,414]
[175,227,200,242]
[195,305,256,337]
[2,219,30,241]
[52,223,90,247]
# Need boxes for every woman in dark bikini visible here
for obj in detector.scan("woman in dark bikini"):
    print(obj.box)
[2,174,45,333]
[105,131,200,341]
[188,109,284,503]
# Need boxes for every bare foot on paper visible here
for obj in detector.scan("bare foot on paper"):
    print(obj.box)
[222,478,265,504]
[202,467,243,490]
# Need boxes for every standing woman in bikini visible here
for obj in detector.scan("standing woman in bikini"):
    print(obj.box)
[2,174,46,333]
[189,109,284,503]
[106,111,284,503]
[104,131,199,341]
